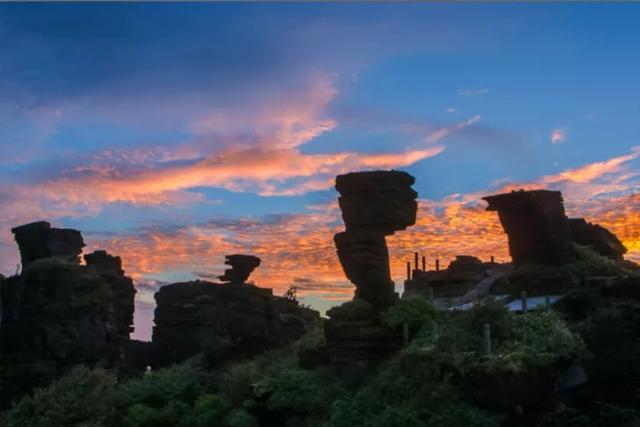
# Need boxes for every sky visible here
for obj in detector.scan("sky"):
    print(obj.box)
[1,3,639,341]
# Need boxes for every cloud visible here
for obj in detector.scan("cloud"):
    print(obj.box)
[2,75,475,213]
[77,146,640,292]
[458,88,490,96]
[426,115,481,143]
[551,128,567,144]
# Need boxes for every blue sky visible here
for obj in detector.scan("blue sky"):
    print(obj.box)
[1,3,639,339]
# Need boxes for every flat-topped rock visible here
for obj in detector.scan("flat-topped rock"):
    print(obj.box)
[336,170,417,235]
[218,254,261,284]
[152,281,319,366]
[11,221,85,267]
[483,190,575,266]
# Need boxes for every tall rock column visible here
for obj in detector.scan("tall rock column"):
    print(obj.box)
[325,170,418,365]
[483,190,576,266]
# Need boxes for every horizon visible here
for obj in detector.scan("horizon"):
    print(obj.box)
[1,3,639,341]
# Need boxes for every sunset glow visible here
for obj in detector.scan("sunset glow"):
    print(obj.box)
[1,3,639,340]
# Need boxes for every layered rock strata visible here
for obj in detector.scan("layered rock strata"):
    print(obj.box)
[85,250,136,337]
[326,170,418,365]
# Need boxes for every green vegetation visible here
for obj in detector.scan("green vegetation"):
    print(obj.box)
[4,291,640,427]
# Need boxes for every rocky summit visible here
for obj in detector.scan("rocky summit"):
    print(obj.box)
[11,221,85,267]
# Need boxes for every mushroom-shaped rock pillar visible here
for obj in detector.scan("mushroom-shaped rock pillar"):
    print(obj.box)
[325,170,418,366]
[333,170,418,309]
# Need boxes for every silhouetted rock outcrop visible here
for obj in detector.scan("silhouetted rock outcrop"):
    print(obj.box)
[218,254,261,284]
[11,221,85,267]
[85,250,136,337]
[1,223,134,406]
[325,170,418,366]
[336,171,417,234]
[569,218,627,261]
[404,255,497,299]
[152,280,319,366]
[483,190,576,266]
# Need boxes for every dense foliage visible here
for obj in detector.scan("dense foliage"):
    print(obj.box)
[3,291,640,427]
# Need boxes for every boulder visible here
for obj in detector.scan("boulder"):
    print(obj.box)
[483,190,576,266]
[11,221,85,267]
[218,254,261,284]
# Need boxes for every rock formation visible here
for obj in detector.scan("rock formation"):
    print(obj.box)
[1,223,134,405]
[569,218,627,261]
[85,250,136,337]
[152,282,319,366]
[11,221,85,267]
[325,170,418,365]
[153,255,319,366]
[218,254,261,284]
[483,190,576,266]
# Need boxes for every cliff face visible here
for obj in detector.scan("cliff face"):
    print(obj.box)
[152,281,319,366]
[85,250,136,337]
[1,223,135,405]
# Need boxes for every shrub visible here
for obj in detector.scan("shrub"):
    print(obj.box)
[562,245,621,279]
[254,368,344,417]
[114,362,209,410]
[503,311,586,367]
[295,326,326,353]
[224,408,259,427]
[3,366,117,427]
[382,296,437,330]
